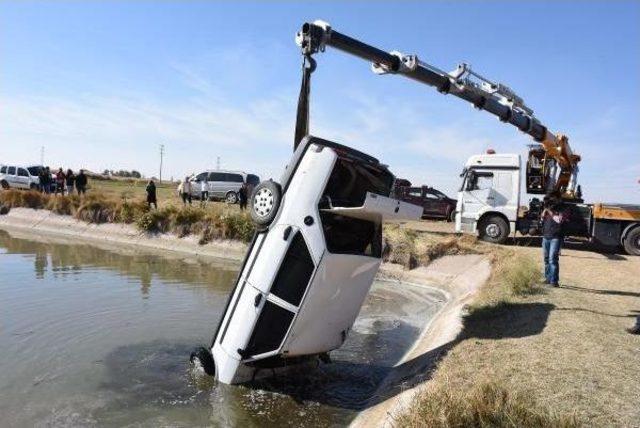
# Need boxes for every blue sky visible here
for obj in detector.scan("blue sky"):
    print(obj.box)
[1,1,639,203]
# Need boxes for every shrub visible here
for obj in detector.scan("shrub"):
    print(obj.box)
[116,199,148,224]
[135,207,174,233]
[46,194,80,215]
[0,189,48,209]
[497,254,543,296]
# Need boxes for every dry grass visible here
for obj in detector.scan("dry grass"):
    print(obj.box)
[396,220,639,427]
[383,224,483,269]
[397,379,579,428]
[0,189,254,243]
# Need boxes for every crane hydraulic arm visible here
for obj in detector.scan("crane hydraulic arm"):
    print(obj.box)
[295,20,581,200]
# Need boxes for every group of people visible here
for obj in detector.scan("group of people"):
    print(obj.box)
[144,176,250,210]
[38,167,88,195]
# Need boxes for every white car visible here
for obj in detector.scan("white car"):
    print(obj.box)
[0,165,41,190]
[189,170,260,203]
[191,136,421,384]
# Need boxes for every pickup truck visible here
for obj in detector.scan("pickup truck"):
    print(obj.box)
[393,181,457,221]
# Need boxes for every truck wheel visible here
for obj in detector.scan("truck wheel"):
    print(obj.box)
[250,180,282,229]
[623,227,640,256]
[225,191,238,204]
[479,215,509,244]
[190,346,215,376]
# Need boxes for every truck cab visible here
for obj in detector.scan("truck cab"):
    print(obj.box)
[455,153,520,243]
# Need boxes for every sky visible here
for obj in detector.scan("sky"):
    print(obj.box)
[1,1,639,203]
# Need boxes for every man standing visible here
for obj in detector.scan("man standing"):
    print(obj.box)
[75,170,88,195]
[146,180,157,209]
[65,169,75,195]
[178,176,192,205]
[54,168,66,195]
[200,178,208,206]
[541,197,565,287]
[238,182,248,211]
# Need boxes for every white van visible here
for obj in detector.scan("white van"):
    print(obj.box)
[190,136,421,384]
[0,165,41,190]
[190,170,260,203]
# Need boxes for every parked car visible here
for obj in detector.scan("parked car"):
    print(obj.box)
[190,135,421,384]
[0,165,41,190]
[189,170,260,203]
[393,181,457,221]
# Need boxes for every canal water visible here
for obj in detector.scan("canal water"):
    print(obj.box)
[0,229,444,427]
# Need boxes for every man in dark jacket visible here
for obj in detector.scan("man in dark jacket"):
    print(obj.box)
[146,180,157,209]
[541,196,566,287]
[75,170,88,195]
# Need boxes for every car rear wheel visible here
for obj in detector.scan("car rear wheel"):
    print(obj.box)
[623,226,640,256]
[225,191,238,204]
[1,180,8,190]
[479,215,509,244]
[447,209,456,222]
[29,183,37,190]
[190,346,215,376]
[250,180,282,228]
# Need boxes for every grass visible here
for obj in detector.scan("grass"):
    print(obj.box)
[0,189,254,243]
[383,223,484,269]
[397,379,579,428]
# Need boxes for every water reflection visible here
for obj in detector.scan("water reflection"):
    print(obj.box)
[0,229,238,296]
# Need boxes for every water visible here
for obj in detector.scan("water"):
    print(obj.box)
[0,229,444,427]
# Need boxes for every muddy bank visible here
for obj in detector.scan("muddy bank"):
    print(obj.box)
[0,208,490,427]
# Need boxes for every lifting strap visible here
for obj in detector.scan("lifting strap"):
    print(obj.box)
[294,54,316,151]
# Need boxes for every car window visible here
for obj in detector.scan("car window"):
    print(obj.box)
[226,173,244,183]
[408,188,422,197]
[195,172,208,181]
[209,172,225,181]
[246,174,260,186]
[8,166,16,175]
[18,168,29,177]
[425,192,440,200]
[0,166,6,174]
[27,166,41,176]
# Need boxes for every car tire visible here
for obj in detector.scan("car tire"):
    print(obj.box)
[479,215,510,244]
[225,191,238,204]
[447,209,456,223]
[250,180,282,228]
[1,180,8,190]
[190,346,215,376]
[29,183,37,190]
[623,226,640,256]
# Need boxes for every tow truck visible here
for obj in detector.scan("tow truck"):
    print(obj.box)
[296,20,640,256]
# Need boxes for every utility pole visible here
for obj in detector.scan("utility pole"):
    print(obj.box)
[216,156,221,170]
[40,146,44,165]
[159,144,165,183]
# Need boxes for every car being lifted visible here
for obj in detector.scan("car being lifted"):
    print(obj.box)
[191,136,421,384]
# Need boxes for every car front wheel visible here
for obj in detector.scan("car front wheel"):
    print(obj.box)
[250,180,282,229]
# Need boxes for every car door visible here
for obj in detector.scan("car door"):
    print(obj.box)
[225,173,244,196]
[424,189,448,217]
[208,172,225,198]
[459,170,495,220]
[6,166,17,188]
[402,187,425,216]
[16,168,31,189]
[193,172,208,197]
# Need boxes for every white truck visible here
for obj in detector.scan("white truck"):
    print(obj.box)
[455,151,640,256]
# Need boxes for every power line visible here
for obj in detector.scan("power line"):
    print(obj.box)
[159,144,165,183]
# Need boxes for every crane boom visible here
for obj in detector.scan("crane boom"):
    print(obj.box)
[295,20,581,199]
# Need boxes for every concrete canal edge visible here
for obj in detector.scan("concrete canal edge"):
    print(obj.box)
[0,208,491,425]
[351,256,491,428]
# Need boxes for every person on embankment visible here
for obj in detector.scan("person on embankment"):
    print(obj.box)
[146,180,157,209]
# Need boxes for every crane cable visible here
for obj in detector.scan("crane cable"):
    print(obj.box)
[294,54,316,151]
